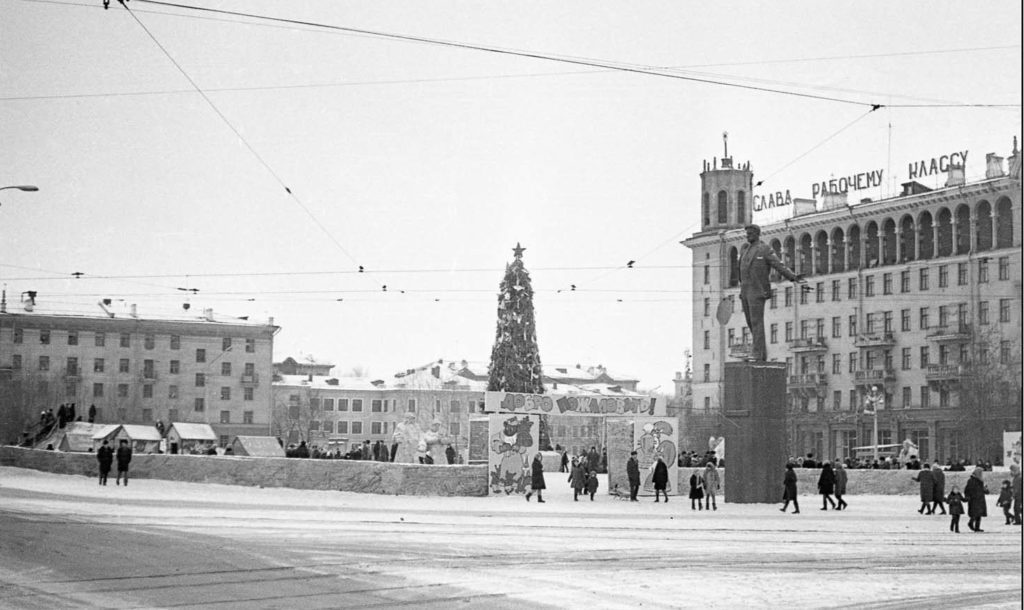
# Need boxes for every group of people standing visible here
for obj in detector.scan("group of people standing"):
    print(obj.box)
[95,439,132,486]
[686,463,721,510]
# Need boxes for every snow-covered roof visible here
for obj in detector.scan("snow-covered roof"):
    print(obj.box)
[91,424,162,442]
[232,436,286,457]
[274,374,384,391]
[166,423,217,441]
[60,422,106,451]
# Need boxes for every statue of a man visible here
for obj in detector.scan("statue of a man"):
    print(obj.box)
[391,413,423,464]
[739,224,805,360]
[422,419,449,465]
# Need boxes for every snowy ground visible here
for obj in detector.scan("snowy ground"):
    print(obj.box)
[0,466,1020,609]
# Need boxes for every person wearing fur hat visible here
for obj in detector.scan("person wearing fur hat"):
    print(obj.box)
[963,466,988,532]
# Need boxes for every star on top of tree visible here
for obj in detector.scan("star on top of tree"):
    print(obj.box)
[512,242,526,259]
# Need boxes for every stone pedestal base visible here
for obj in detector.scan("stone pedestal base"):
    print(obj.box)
[723,361,788,503]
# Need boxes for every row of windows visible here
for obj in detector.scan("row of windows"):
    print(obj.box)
[9,329,257,353]
[704,299,1013,349]
[290,395,485,414]
[83,382,255,401]
[9,355,257,377]
[305,420,462,437]
[701,340,1015,381]
[699,386,957,411]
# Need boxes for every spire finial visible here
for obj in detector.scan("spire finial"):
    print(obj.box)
[723,131,729,158]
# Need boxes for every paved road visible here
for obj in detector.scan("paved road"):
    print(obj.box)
[1,468,1020,608]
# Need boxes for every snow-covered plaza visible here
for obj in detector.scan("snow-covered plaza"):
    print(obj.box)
[1,466,1020,609]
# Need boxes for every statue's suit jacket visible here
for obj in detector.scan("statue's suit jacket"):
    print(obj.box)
[739,240,798,300]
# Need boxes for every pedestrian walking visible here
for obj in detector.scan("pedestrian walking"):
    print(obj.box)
[689,468,705,510]
[569,457,586,501]
[585,467,599,501]
[833,460,848,510]
[817,462,837,510]
[96,440,113,486]
[702,462,720,510]
[912,465,935,514]
[996,480,1014,525]
[946,485,965,533]
[652,457,669,502]
[626,450,641,502]
[780,463,800,514]
[1010,464,1022,525]
[559,450,569,473]
[525,452,546,503]
[115,439,132,486]
[931,463,947,515]
[964,466,988,532]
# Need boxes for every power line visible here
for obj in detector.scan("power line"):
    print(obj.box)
[127,0,877,108]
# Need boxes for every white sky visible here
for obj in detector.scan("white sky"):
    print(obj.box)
[2,0,1021,390]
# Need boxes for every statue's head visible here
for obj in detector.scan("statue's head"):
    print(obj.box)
[744,224,761,243]
[404,412,416,423]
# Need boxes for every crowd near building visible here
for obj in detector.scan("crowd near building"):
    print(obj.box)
[684,138,1022,465]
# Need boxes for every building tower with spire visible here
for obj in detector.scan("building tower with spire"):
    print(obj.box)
[700,132,754,231]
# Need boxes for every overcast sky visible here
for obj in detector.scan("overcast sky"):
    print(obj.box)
[2,0,1021,390]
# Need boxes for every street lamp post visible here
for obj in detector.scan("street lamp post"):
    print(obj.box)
[0,185,39,206]
[864,385,885,463]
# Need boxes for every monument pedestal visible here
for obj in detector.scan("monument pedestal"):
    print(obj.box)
[723,361,788,503]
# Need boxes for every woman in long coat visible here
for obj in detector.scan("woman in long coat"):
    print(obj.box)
[912,465,935,514]
[833,461,848,510]
[963,466,988,532]
[689,469,704,510]
[525,452,546,503]
[569,457,586,501]
[652,457,669,503]
[780,463,799,513]
[817,462,837,510]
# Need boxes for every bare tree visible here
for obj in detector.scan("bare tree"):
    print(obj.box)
[957,326,1022,463]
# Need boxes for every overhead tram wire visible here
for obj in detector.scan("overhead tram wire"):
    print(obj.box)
[112,2,391,294]
[130,0,878,109]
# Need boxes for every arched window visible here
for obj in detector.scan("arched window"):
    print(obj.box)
[955,204,971,255]
[783,236,796,273]
[996,197,1014,248]
[815,231,829,275]
[728,246,740,287]
[799,233,813,276]
[770,239,783,282]
[936,208,953,257]
[702,192,710,228]
[917,211,934,259]
[847,224,861,270]
[882,218,897,265]
[975,200,992,252]
[717,190,728,224]
[865,221,880,267]
[830,228,846,273]
[736,191,746,225]
[899,215,915,263]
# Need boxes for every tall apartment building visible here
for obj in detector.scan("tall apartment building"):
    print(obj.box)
[0,302,278,446]
[683,140,1022,464]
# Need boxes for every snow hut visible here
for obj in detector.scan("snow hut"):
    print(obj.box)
[92,424,162,454]
[231,436,286,458]
[165,422,218,455]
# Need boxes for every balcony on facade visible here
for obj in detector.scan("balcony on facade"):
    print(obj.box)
[241,373,260,386]
[789,338,828,353]
[854,333,896,349]
[140,371,157,382]
[925,363,970,385]
[926,323,972,343]
[63,367,81,381]
[853,368,896,388]
[788,372,828,390]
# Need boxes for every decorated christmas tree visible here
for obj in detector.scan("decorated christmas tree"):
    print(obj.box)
[487,243,545,395]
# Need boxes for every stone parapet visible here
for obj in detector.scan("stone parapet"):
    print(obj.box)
[0,446,487,496]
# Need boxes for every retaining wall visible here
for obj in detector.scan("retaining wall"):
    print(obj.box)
[0,446,487,496]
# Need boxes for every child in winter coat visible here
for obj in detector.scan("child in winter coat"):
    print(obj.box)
[585,468,599,501]
[997,480,1013,525]
[946,485,965,533]
[689,470,704,510]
